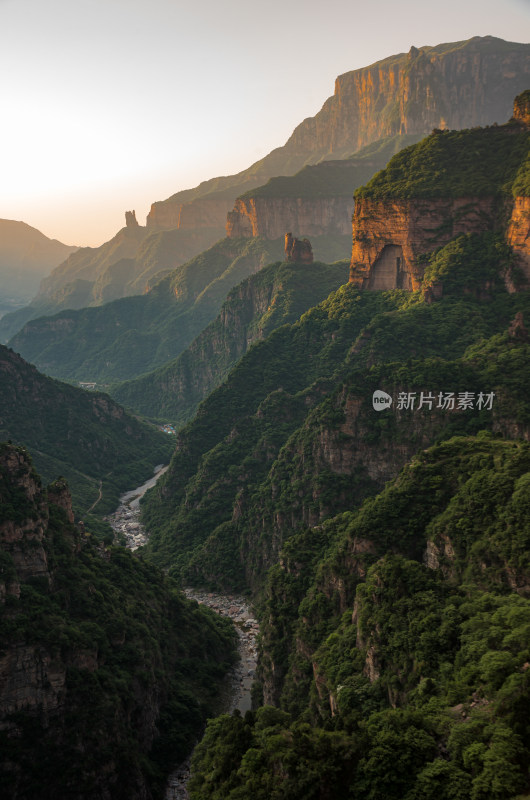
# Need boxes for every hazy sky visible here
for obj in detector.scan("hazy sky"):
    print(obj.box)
[1,0,529,246]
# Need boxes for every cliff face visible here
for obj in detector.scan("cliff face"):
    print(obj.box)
[349,196,500,289]
[348,101,530,290]
[513,88,530,125]
[0,447,71,722]
[0,447,49,593]
[226,196,352,239]
[150,38,530,236]
[284,37,530,158]
[507,196,530,286]
[147,194,232,231]
[0,443,235,800]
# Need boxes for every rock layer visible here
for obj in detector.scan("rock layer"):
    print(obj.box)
[507,196,530,286]
[147,194,231,231]
[349,196,500,289]
[284,37,530,158]
[226,196,352,240]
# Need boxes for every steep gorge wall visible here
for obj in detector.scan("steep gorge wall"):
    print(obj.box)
[507,196,530,285]
[0,444,235,800]
[149,37,530,232]
[348,196,500,290]
[147,193,231,231]
[284,37,530,158]
[226,196,353,239]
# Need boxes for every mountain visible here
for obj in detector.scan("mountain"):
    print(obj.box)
[0,344,173,515]
[148,36,530,231]
[140,95,530,580]
[137,93,530,800]
[0,443,236,800]
[189,434,530,800]
[3,36,528,345]
[225,134,422,240]
[0,217,222,343]
[111,256,351,424]
[7,237,287,385]
[0,219,77,315]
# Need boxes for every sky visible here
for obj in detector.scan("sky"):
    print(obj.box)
[1,0,530,247]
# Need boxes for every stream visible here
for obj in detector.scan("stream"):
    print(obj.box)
[106,468,259,800]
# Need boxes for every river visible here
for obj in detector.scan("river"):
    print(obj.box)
[106,468,259,800]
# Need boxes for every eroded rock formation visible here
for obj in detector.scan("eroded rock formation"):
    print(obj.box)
[285,233,314,263]
[284,37,530,157]
[147,194,232,231]
[125,209,139,228]
[349,197,500,290]
[513,89,530,126]
[507,196,530,288]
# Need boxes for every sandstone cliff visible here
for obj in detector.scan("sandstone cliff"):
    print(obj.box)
[349,196,501,290]
[348,103,530,291]
[147,193,232,232]
[150,37,530,233]
[284,37,530,159]
[507,196,530,286]
[226,195,352,239]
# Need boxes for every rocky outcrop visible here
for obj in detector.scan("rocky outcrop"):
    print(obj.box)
[147,194,232,231]
[152,37,530,234]
[125,209,139,228]
[507,196,530,287]
[349,196,500,289]
[0,445,49,587]
[513,89,530,126]
[226,196,353,239]
[285,233,313,263]
[284,37,530,158]
[508,311,528,340]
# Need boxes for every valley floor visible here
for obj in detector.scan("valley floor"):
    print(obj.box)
[107,472,259,800]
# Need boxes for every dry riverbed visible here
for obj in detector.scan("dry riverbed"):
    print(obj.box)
[165,589,259,800]
[106,470,259,800]
[105,463,168,548]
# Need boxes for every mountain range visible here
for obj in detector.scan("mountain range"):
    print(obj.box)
[0,36,530,800]
[1,35,529,347]
[0,219,76,317]
[139,89,530,799]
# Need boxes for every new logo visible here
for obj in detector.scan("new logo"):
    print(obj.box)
[372,390,392,411]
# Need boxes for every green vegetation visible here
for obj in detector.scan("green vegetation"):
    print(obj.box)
[141,227,530,581]
[239,135,423,200]
[8,237,286,385]
[0,444,237,799]
[139,219,530,796]
[512,151,530,197]
[112,259,350,424]
[355,126,529,200]
[422,233,513,295]
[0,345,173,516]
[189,436,530,800]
